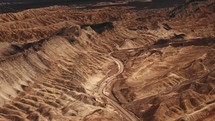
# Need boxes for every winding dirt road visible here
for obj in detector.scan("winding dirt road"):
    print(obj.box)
[98,56,138,121]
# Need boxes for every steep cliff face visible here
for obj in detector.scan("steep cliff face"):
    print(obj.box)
[0,0,214,121]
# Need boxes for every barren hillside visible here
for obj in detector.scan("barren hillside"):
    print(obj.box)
[0,0,214,121]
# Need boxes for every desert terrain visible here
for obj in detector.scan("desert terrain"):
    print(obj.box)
[0,0,214,121]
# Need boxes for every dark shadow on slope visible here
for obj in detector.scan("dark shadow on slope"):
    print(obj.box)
[81,22,114,34]
[153,38,215,48]
[171,38,214,47]
[11,38,47,53]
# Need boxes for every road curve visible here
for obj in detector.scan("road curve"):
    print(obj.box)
[98,56,138,121]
